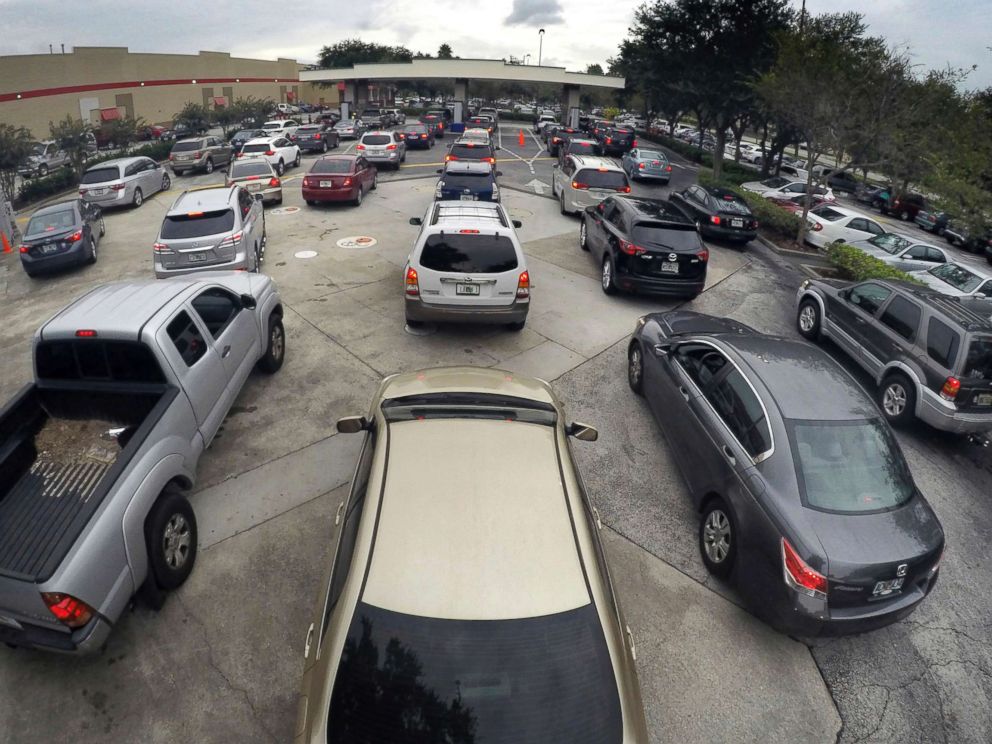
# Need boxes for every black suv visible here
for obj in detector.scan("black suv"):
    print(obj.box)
[796,278,992,433]
[546,125,580,156]
[580,196,709,299]
[600,126,636,156]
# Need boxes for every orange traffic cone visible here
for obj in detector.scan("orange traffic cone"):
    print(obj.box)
[1,231,11,254]
[518,129,525,148]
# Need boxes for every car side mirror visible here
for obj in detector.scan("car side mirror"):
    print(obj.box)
[336,415,370,434]
[409,217,422,225]
[567,422,599,442]
[254,193,264,202]
[239,293,257,309]
[512,220,522,228]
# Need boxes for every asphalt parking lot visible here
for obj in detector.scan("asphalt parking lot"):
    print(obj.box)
[1,125,991,743]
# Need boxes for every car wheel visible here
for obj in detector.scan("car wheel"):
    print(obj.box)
[258,316,286,374]
[601,254,618,295]
[627,343,644,395]
[560,191,568,215]
[204,158,214,175]
[879,373,916,427]
[699,498,736,577]
[276,160,285,176]
[132,188,143,207]
[796,299,821,341]
[99,216,106,237]
[506,321,526,331]
[322,141,328,153]
[161,173,171,192]
[251,244,261,273]
[38,164,49,177]
[579,219,591,251]
[294,151,301,168]
[145,488,197,591]
[899,210,910,221]
[306,199,316,206]
[87,236,97,264]
[371,172,377,191]
[354,186,364,207]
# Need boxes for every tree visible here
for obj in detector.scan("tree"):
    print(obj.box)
[48,115,93,176]
[438,43,454,59]
[318,39,414,68]
[235,96,276,128]
[213,104,242,138]
[173,102,211,134]
[0,124,34,205]
[586,63,604,75]
[102,116,146,154]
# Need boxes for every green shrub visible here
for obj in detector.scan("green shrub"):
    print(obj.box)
[17,168,78,205]
[826,242,922,284]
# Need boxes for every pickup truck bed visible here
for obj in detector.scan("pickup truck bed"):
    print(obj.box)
[0,384,176,583]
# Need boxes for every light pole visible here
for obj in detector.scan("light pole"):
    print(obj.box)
[538,29,545,66]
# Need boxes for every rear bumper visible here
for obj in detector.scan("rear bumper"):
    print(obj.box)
[632,171,670,183]
[170,157,207,173]
[81,188,131,207]
[155,251,249,278]
[302,186,359,202]
[0,614,111,654]
[703,224,756,242]
[918,389,992,433]
[616,265,706,297]
[405,296,529,325]
[364,153,401,167]
[20,241,90,273]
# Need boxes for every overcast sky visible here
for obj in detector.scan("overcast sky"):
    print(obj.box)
[3,0,990,89]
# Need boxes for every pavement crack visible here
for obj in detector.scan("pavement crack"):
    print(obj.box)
[175,594,278,743]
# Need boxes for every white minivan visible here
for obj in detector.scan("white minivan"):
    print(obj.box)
[404,202,529,330]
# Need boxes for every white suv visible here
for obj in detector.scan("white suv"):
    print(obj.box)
[552,155,630,215]
[405,202,530,330]
[260,119,300,137]
[237,136,301,176]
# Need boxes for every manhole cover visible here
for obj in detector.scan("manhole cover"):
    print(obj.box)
[270,206,300,215]
[336,235,378,248]
[404,322,436,336]
[294,250,318,259]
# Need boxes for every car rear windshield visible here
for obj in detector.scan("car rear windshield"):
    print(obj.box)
[296,126,321,134]
[310,159,352,174]
[230,162,271,178]
[869,234,911,254]
[160,209,235,239]
[632,223,701,250]
[404,126,427,134]
[449,144,494,159]
[420,233,518,273]
[80,167,121,184]
[929,264,981,292]
[761,177,790,188]
[714,196,751,215]
[171,141,202,153]
[790,419,914,513]
[440,172,493,190]
[575,169,627,190]
[964,336,992,379]
[326,602,622,744]
[36,340,165,383]
[241,143,272,154]
[811,206,846,221]
[362,109,381,116]
[638,150,666,161]
[363,135,391,145]
[233,130,258,138]
[26,209,76,236]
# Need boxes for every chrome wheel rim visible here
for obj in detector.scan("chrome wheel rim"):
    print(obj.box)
[271,324,284,361]
[205,160,213,174]
[883,383,907,416]
[134,190,142,206]
[703,510,731,563]
[602,259,612,289]
[162,514,191,570]
[629,347,642,386]
[162,175,171,191]
[799,305,817,332]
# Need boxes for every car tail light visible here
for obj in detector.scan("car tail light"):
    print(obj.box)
[79,189,88,196]
[697,247,709,261]
[619,239,646,255]
[405,267,420,296]
[782,538,827,599]
[617,185,631,193]
[459,229,480,234]
[269,177,280,187]
[302,177,311,187]
[42,592,94,628]
[74,329,98,337]
[606,137,613,144]
[940,376,961,401]
[445,155,457,161]
[421,134,428,139]
[110,183,126,191]
[810,222,823,231]
[638,163,645,170]
[485,157,496,164]
[632,139,638,146]
[314,133,321,140]
[343,177,352,186]
[571,181,589,190]
[665,165,672,172]
[194,151,202,158]
[265,150,275,156]
[387,144,397,150]
[246,175,260,180]
[153,242,172,254]
[217,231,243,251]
[710,215,722,226]
[68,230,83,242]
[438,123,444,129]
[516,271,530,298]
[19,245,28,253]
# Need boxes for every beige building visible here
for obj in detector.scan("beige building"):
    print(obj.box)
[0,47,337,139]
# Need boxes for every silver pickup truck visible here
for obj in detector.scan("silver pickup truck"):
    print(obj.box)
[0,272,284,653]
[18,140,72,178]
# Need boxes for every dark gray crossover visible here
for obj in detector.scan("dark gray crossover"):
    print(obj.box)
[796,278,992,433]
[627,311,944,635]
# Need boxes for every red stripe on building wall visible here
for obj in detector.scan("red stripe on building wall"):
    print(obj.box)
[0,77,301,103]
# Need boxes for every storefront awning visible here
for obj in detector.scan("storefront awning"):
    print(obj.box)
[99,107,121,121]
[212,96,227,106]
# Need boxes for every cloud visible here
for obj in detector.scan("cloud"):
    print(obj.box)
[505,0,564,26]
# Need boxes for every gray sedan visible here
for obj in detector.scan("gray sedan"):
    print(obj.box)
[78,156,171,209]
[848,233,949,273]
[621,148,672,183]
[627,310,944,636]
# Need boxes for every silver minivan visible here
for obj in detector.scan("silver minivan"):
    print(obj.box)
[79,157,171,209]
[153,185,267,277]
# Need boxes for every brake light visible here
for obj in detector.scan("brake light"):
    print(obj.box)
[405,267,420,296]
[42,592,94,628]
[516,271,530,299]
[619,239,645,255]
[246,176,260,180]
[617,185,631,193]
[697,247,709,261]
[940,376,961,401]
[632,139,638,146]
[387,144,397,150]
[438,123,444,129]
[67,230,83,242]
[194,151,201,158]
[445,155,457,161]
[459,229,480,234]
[639,163,645,170]
[710,215,722,226]
[110,183,126,191]
[485,157,496,164]
[571,181,589,190]
[782,538,827,599]
[343,177,352,186]
[421,134,428,139]
[665,165,672,172]
[314,133,321,140]
[217,231,243,250]
[74,329,98,337]
[810,222,823,231]
[606,137,613,144]
[19,245,28,253]
[265,150,275,156]
[269,177,280,187]
[302,178,311,187]
[153,242,172,254]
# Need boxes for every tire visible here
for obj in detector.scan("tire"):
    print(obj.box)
[627,343,644,395]
[161,173,171,192]
[132,188,143,207]
[579,219,590,251]
[258,316,286,374]
[601,254,618,295]
[371,172,377,191]
[251,244,261,273]
[145,488,197,591]
[294,151,301,168]
[87,236,97,264]
[306,199,316,206]
[38,164,48,177]
[276,160,285,176]
[354,186,364,207]
[796,299,821,341]
[401,151,406,163]
[204,158,214,174]
[560,191,568,215]
[878,373,916,427]
[899,210,910,221]
[405,316,424,329]
[699,498,736,578]
[506,321,526,331]
[321,141,328,153]
[99,216,106,237]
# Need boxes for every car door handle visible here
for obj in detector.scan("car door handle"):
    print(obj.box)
[592,505,602,530]
[221,345,232,359]
[625,624,637,661]
[722,445,736,465]
[304,622,314,659]
[334,500,345,526]
[679,386,690,401]
[853,316,867,324]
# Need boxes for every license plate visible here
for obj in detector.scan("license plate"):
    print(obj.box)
[731,218,744,228]
[976,393,992,406]
[177,155,192,161]
[40,244,58,254]
[320,180,333,188]
[248,183,261,191]
[187,253,207,263]
[460,195,476,201]
[661,261,679,274]
[0,614,22,630]
[370,149,385,155]
[456,283,480,295]
[91,188,106,196]
[872,578,904,597]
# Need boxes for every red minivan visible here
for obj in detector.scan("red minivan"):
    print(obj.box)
[302,155,377,207]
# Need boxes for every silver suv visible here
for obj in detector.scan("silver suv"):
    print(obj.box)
[79,156,171,209]
[358,131,406,170]
[169,136,233,175]
[153,185,266,277]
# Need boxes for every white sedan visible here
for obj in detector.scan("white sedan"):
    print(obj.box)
[804,203,886,249]
[911,262,992,298]
[237,137,301,176]
[261,119,301,138]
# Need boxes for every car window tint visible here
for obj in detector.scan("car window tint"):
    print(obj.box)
[811,206,845,221]
[848,283,892,315]
[963,335,992,379]
[191,288,241,339]
[606,205,625,229]
[575,169,627,190]
[36,340,165,382]
[363,135,391,145]
[26,208,77,235]
[930,264,982,292]
[80,167,120,184]
[866,221,884,235]
[848,218,867,231]
[926,247,945,262]
[926,318,960,369]
[231,162,272,178]
[420,234,518,273]
[706,368,771,458]
[879,296,921,341]
[167,311,207,367]
[677,345,728,389]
